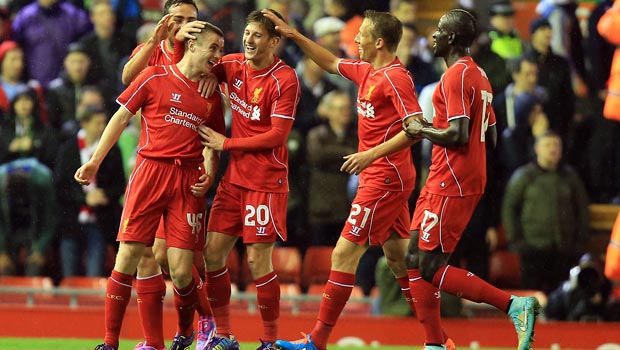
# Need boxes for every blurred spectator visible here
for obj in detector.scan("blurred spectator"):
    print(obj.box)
[117,110,141,180]
[502,131,589,293]
[536,0,587,97]
[487,0,524,60]
[306,90,357,247]
[312,16,346,57]
[109,0,143,41]
[494,56,547,139]
[294,55,338,136]
[46,43,95,139]
[54,105,124,277]
[0,8,10,41]
[397,23,438,95]
[323,0,363,59]
[268,0,303,67]
[500,92,549,175]
[390,0,432,64]
[0,157,56,276]
[11,0,91,85]
[78,0,135,101]
[0,88,58,169]
[308,16,356,96]
[471,24,512,94]
[0,40,48,120]
[546,254,619,321]
[525,17,574,144]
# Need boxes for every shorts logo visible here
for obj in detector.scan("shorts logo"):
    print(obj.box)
[421,231,431,242]
[186,212,203,235]
[349,226,362,236]
[256,226,267,236]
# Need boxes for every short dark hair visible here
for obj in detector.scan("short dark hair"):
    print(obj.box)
[508,55,537,75]
[363,10,403,53]
[163,0,198,16]
[247,9,286,38]
[78,104,108,123]
[444,9,476,47]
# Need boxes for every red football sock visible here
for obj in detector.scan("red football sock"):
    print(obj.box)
[433,265,511,311]
[397,275,416,314]
[255,271,280,342]
[104,270,133,347]
[408,269,443,345]
[311,270,355,350]
[173,278,197,337]
[192,264,213,317]
[136,273,166,349]
[206,267,232,336]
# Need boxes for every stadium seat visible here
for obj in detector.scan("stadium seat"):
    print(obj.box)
[488,250,521,289]
[300,246,333,292]
[239,246,302,286]
[272,247,302,284]
[0,276,54,306]
[59,277,107,307]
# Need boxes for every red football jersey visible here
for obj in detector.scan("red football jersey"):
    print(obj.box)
[129,40,174,67]
[337,58,420,192]
[425,56,496,197]
[117,64,225,162]
[211,53,299,193]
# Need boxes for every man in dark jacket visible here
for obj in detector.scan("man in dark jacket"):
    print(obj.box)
[502,131,589,293]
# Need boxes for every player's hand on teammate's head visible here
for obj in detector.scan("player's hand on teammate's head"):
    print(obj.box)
[261,9,296,38]
[175,21,206,42]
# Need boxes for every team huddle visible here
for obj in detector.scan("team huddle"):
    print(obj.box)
[74,2,540,350]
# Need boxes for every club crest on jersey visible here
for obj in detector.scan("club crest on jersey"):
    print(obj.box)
[365,85,376,100]
[251,87,263,103]
[170,93,182,103]
[233,78,243,89]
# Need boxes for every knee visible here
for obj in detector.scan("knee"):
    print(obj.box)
[204,246,226,270]
[419,265,437,283]
[169,265,193,288]
[384,255,406,276]
[405,252,417,270]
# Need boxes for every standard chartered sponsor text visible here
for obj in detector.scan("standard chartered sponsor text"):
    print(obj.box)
[229,91,251,118]
[165,107,205,131]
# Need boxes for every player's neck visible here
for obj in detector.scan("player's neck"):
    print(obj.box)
[176,58,204,82]
[370,52,396,70]
[444,49,468,68]
[249,54,275,70]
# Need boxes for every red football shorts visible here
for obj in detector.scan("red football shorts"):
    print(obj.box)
[119,156,206,250]
[341,187,411,246]
[411,188,482,253]
[155,212,206,251]
[207,179,287,243]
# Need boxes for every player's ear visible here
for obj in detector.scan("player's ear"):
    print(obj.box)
[448,32,456,45]
[270,35,281,49]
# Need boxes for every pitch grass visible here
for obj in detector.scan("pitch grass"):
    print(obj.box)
[0,338,526,350]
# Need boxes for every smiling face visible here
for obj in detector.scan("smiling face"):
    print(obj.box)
[190,30,224,72]
[166,3,198,42]
[354,18,377,63]
[243,21,279,69]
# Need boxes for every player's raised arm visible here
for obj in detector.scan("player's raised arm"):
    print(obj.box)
[75,108,133,185]
[261,9,340,74]
[122,14,171,85]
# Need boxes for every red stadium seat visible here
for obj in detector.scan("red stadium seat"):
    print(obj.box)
[240,246,302,286]
[300,246,333,292]
[488,250,521,289]
[0,276,54,306]
[59,277,107,307]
